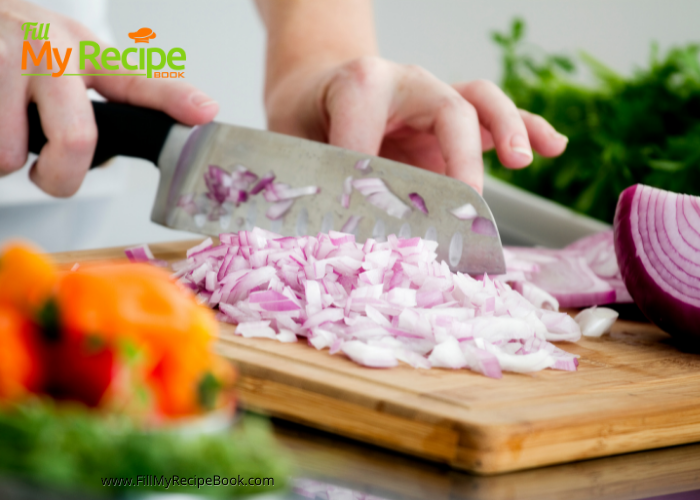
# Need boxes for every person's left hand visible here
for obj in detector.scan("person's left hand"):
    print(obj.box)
[264,56,567,194]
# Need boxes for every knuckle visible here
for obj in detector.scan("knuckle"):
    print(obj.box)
[56,123,97,154]
[439,92,475,117]
[404,64,433,80]
[341,56,386,86]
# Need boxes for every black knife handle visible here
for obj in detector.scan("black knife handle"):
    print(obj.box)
[27,101,176,168]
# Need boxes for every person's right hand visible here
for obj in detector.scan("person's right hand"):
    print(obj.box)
[0,0,219,197]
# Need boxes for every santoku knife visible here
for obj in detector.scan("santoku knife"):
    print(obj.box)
[27,101,505,275]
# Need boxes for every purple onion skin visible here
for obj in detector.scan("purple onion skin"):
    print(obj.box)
[614,184,700,343]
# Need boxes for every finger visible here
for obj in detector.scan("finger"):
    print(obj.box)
[324,57,392,155]
[88,72,218,126]
[0,71,29,176]
[519,109,568,157]
[395,68,484,192]
[433,94,484,192]
[453,80,533,169]
[28,77,97,197]
[480,124,494,152]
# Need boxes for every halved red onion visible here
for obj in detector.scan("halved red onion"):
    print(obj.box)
[352,178,411,219]
[450,203,478,220]
[614,184,700,341]
[178,227,582,378]
[408,193,428,214]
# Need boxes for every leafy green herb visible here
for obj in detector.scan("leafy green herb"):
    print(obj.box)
[0,399,290,497]
[198,372,221,411]
[486,19,700,223]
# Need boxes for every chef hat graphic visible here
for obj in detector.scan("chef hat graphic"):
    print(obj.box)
[128,27,156,43]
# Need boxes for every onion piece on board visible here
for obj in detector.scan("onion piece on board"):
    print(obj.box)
[177,227,582,379]
[575,307,618,337]
[503,247,616,308]
[614,184,700,342]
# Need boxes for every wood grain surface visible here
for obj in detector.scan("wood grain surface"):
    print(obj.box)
[52,240,700,475]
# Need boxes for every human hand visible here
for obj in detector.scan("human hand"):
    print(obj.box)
[265,56,568,194]
[0,0,218,197]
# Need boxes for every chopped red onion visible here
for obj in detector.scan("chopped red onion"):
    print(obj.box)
[178,227,583,378]
[566,230,633,303]
[264,183,320,202]
[471,216,498,237]
[408,193,428,214]
[176,194,199,215]
[450,203,478,220]
[340,176,353,209]
[354,158,371,171]
[501,229,633,308]
[266,199,294,220]
[250,171,275,195]
[575,307,619,337]
[125,244,155,263]
[503,248,615,308]
[352,178,411,219]
[124,243,168,267]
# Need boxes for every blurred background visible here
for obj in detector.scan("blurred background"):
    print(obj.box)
[2,0,699,252]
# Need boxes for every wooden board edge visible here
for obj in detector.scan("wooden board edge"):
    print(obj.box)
[237,371,700,475]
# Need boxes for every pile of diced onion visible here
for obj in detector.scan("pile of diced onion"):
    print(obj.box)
[169,227,587,378]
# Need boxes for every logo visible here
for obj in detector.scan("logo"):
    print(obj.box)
[21,22,185,78]
[128,27,156,43]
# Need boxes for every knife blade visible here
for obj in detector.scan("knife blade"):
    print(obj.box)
[28,101,505,275]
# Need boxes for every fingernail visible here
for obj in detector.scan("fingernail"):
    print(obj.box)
[555,132,569,143]
[191,92,218,108]
[510,134,533,160]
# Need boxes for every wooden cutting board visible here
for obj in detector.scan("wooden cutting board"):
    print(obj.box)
[52,240,700,475]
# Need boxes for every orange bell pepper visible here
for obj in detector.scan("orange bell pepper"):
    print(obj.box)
[55,262,232,417]
[0,242,57,316]
[0,304,43,400]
